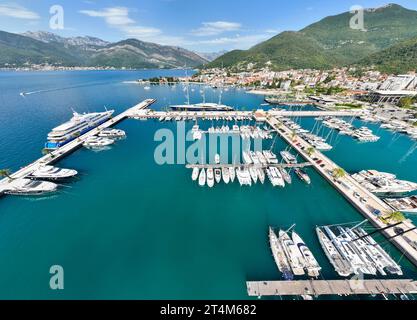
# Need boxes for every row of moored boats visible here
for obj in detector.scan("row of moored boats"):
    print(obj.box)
[320,117,380,142]
[317,226,403,277]
[269,227,321,279]
[192,150,311,187]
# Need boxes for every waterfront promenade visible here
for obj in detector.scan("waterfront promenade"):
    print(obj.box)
[0,99,156,196]
[266,116,417,268]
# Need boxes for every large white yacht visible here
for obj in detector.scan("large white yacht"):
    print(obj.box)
[269,227,293,280]
[279,230,305,276]
[45,110,114,150]
[292,231,321,278]
[29,165,78,181]
[5,178,58,196]
[352,170,417,197]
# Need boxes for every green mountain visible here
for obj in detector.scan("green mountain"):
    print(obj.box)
[0,31,208,69]
[208,4,417,71]
[357,36,417,74]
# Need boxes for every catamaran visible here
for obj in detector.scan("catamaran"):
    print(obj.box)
[339,227,377,276]
[355,228,403,276]
[324,226,370,275]
[45,110,114,150]
[316,227,353,277]
[269,227,294,280]
[29,165,77,181]
[280,151,297,164]
[236,168,252,186]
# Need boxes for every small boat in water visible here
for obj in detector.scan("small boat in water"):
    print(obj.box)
[222,167,230,184]
[280,168,292,184]
[83,136,114,149]
[257,168,265,184]
[29,165,77,181]
[295,169,311,184]
[199,168,206,187]
[98,128,126,139]
[215,169,222,184]
[5,178,58,196]
[192,168,200,181]
[229,167,236,183]
[214,154,221,165]
[207,168,215,188]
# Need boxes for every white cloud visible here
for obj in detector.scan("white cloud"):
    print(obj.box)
[0,3,40,20]
[80,7,134,27]
[196,33,270,49]
[191,21,241,36]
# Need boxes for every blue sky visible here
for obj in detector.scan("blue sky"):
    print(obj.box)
[1,0,417,52]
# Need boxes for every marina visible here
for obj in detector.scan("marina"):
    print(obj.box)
[1,70,417,299]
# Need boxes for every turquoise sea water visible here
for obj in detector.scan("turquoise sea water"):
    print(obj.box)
[0,70,416,300]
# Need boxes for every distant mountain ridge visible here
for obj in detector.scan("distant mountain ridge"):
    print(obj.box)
[195,50,228,62]
[0,30,208,69]
[208,3,417,73]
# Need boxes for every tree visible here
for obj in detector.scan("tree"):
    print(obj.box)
[332,167,346,179]
[306,147,315,157]
[0,169,13,180]
[388,211,406,223]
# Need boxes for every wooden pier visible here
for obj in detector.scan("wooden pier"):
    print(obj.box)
[0,99,156,197]
[247,280,417,297]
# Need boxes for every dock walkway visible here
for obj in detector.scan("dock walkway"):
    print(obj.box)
[0,99,156,196]
[185,163,312,169]
[247,280,417,297]
[130,110,361,120]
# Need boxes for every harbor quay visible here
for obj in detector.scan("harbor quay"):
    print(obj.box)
[265,116,417,269]
[0,99,156,197]
[246,279,417,297]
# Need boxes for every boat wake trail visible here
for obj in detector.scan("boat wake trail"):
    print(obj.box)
[19,80,118,97]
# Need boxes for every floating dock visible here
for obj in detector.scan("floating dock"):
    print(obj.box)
[266,116,417,269]
[0,99,156,197]
[247,280,417,297]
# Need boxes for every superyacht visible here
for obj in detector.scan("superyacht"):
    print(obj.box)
[45,110,114,150]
